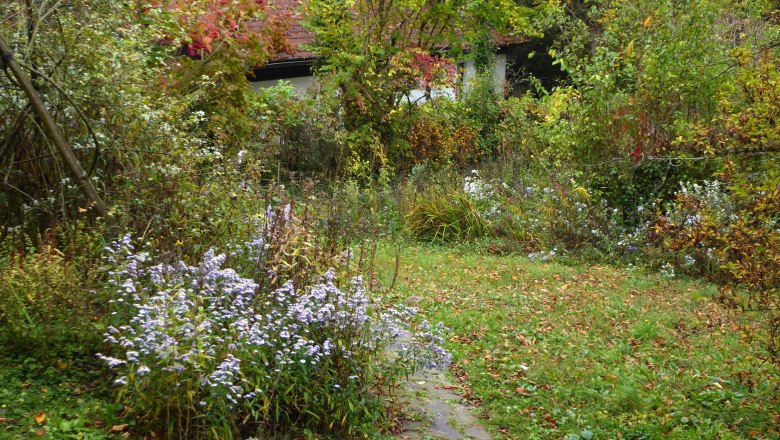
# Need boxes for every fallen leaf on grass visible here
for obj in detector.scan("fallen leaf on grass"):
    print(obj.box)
[109,423,129,433]
[0,417,16,424]
[39,387,49,393]
[84,419,104,428]
[34,428,46,437]
[34,413,46,424]
[515,387,532,396]
[117,406,131,418]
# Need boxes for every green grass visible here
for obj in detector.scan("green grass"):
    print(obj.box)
[376,243,779,439]
[0,355,118,439]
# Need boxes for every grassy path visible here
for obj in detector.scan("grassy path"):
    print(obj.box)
[376,244,778,439]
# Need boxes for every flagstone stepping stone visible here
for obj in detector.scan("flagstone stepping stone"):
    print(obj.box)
[395,370,491,440]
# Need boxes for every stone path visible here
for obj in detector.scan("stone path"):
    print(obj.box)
[395,370,492,440]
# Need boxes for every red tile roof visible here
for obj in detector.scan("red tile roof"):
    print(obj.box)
[259,0,316,61]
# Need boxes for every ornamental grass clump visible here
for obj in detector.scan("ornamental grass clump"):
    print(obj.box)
[99,230,449,439]
[404,191,491,243]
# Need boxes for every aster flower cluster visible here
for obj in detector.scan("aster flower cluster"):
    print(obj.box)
[103,241,264,405]
[99,228,450,435]
[463,169,503,218]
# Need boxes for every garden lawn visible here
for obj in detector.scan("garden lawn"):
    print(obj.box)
[0,355,118,439]
[376,243,779,439]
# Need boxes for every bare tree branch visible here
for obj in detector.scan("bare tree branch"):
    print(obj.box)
[0,34,108,218]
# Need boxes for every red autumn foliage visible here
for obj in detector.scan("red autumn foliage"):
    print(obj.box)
[142,0,294,65]
[407,50,456,89]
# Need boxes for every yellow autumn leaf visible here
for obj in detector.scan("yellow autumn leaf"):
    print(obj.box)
[34,413,46,424]
[109,424,129,433]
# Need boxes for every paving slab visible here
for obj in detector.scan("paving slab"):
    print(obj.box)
[395,370,491,440]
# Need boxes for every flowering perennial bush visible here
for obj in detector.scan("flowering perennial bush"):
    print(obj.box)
[100,232,449,438]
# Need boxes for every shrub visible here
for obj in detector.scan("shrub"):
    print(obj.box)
[461,70,503,156]
[0,228,104,356]
[506,180,592,251]
[404,115,446,166]
[319,179,401,246]
[251,83,342,175]
[230,187,400,293]
[654,176,780,366]
[398,101,482,170]
[99,228,449,438]
[463,169,627,256]
[400,166,641,257]
[492,0,774,222]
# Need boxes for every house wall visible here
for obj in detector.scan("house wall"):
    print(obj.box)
[494,53,507,90]
[250,76,316,95]
[250,53,508,98]
[460,53,507,94]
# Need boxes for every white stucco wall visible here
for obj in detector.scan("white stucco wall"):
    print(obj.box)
[459,53,507,95]
[250,76,316,95]
[494,53,507,92]
[405,86,457,103]
[251,54,507,98]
